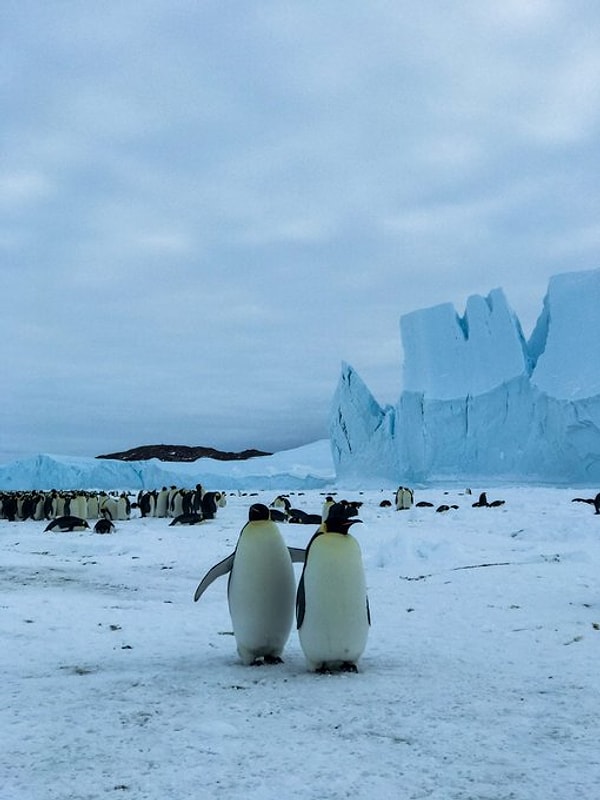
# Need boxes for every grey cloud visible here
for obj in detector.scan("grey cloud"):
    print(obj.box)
[3,1,600,460]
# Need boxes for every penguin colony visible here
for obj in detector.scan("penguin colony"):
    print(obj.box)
[0,485,227,524]
[10,481,597,673]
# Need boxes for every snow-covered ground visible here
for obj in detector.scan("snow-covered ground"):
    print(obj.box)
[2,485,599,799]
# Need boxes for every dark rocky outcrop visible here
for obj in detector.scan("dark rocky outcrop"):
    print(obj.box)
[96,444,271,462]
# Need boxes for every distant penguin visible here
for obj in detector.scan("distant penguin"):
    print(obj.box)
[571,492,600,514]
[139,491,156,518]
[193,503,305,665]
[94,518,115,534]
[87,493,100,520]
[200,491,226,520]
[44,516,90,532]
[169,489,185,518]
[271,495,291,512]
[2,494,18,521]
[169,513,204,526]
[99,495,119,521]
[70,493,88,520]
[116,493,131,520]
[321,495,336,522]
[472,492,505,508]
[395,486,414,510]
[268,507,288,522]
[155,487,170,518]
[296,504,370,673]
[288,508,322,525]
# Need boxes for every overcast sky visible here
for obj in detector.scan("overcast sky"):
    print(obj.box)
[2,1,600,461]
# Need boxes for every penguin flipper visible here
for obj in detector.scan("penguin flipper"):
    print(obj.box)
[193,553,235,601]
[296,530,322,627]
[288,546,306,563]
[296,573,306,629]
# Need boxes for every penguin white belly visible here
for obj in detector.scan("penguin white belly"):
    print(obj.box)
[34,498,45,521]
[170,492,184,518]
[73,495,88,519]
[116,496,129,520]
[228,527,296,664]
[155,490,169,518]
[87,495,99,519]
[299,534,369,671]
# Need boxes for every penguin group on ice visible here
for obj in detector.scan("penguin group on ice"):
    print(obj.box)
[0,489,133,523]
[0,484,227,527]
[9,479,598,676]
[387,486,506,513]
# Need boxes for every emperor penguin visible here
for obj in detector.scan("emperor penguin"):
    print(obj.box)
[194,503,305,665]
[321,495,336,523]
[155,487,170,518]
[395,486,414,510]
[296,503,370,673]
[44,515,90,532]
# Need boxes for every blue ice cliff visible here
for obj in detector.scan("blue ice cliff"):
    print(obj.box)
[330,269,600,485]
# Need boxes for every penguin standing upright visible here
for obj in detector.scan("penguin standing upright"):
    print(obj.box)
[297,503,370,673]
[194,503,305,665]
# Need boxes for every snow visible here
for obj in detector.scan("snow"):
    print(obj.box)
[3,480,600,799]
[331,268,600,484]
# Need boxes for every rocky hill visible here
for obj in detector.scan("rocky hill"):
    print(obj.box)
[96,444,271,462]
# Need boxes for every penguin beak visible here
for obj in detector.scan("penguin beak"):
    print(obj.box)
[327,518,362,535]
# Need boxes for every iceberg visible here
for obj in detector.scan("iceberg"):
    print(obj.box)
[330,268,600,486]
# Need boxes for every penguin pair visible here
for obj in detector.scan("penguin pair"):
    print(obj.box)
[193,502,370,672]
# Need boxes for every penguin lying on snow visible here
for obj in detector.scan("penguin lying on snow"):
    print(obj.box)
[44,516,89,532]
[572,492,600,514]
[472,492,505,508]
[194,503,305,665]
[169,513,204,526]
[94,518,115,534]
[297,503,370,674]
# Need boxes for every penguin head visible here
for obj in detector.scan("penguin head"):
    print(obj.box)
[323,502,363,534]
[248,503,271,522]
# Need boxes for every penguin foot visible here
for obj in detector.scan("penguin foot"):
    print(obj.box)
[315,662,358,674]
[250,655,284,666]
